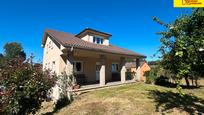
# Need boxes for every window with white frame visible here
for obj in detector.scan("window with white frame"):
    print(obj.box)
[73,61,83,73]
[112,63,119,72]
[93,36,103,44]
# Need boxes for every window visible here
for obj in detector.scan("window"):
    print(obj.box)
[112,63,119,72]
[73,61,83,73]
[49,41,54,49]
[97,37,100,44]
[93,36,103,44]
[46,41,53,53]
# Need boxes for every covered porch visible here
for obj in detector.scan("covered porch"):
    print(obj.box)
[63,48,142,87]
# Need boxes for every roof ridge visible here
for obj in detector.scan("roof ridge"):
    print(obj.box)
[45,28,76,36]
[75,28,112,37]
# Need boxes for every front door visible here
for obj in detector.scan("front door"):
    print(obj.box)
[96,62,101,81]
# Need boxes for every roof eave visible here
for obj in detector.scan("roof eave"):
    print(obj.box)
[64,44,146,58]
[75,28,112,38]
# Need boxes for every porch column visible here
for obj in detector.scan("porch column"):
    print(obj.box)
[136,58,141,81]
[52,51,74,102]
[66,51,74,75]
[120,57,126,83]
[100,55,106,86]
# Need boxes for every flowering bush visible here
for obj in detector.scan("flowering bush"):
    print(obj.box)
[0,55,56,114]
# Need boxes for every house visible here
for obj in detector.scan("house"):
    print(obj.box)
[126,60,151,82]
[41,28,146,87]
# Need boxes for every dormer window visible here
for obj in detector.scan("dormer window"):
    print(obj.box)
[93,36,103,44]
[75,28,111,45]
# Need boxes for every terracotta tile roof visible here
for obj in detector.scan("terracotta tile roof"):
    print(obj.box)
[42,29,146,58]
[125,60,147,68]
[125,62,136,68]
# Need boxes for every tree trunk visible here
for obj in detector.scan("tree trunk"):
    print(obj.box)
[195,78,198,87]
[191,77,194,86]
[184,76,190,87]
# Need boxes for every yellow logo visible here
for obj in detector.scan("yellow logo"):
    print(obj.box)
[174,0,204,7]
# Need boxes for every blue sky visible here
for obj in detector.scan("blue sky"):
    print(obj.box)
[0,0,191,62]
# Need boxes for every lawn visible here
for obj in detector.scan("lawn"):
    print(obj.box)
[38,80,204,115]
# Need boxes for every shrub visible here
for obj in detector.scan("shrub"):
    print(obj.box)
[0,55,56,114]
[126,71,136,80]
[111,72,120,81]
[145,64,173,86]
[155,75,170,86]
[53,71,75,111]
[144,67,158,84]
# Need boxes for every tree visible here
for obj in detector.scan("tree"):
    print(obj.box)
[0,53,3,58]
[154,8,204,89]
[145,61,175,85]
[145,61,160,84]
[0,42,26,69]
[3,42,26,61]
[0,53,56,114]
[0,53,5,68]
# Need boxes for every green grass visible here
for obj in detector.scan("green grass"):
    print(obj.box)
[38,80,204,115]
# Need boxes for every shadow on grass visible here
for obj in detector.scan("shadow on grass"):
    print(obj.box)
[42,111,54,115]
[154,82,204,89]
[148,90,204,114]
[42,97,73,115]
